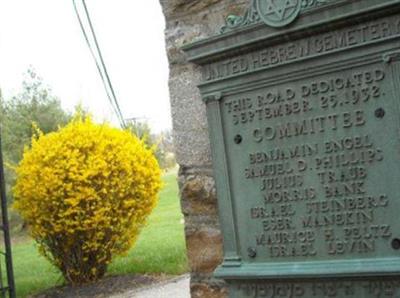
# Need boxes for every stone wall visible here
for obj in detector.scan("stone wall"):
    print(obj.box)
[159,0,248,297]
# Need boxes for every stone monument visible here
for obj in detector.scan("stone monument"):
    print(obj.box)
[182,0,400,297]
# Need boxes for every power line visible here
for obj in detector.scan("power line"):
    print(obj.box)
[81,0,126,128]
[72,0,120,122]
[72,0,126,128]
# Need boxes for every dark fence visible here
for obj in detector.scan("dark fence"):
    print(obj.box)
[0,131,16,298]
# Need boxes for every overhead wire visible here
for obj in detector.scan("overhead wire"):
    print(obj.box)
[81,0,126,128]
[72,0,120,123]
[72,0,126,128]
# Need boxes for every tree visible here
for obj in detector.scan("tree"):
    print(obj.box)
[127,121,176,170]
[154,130,176,170]
[0,67,71,206]
[1,67,70,165]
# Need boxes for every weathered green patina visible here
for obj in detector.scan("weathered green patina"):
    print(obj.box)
[183,0,400,297]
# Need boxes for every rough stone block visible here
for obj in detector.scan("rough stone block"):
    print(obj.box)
[191,282,228,298]
[180,175,217,216]
[186,227,223,273]
[169,65,212,167]
[159,1,250,297]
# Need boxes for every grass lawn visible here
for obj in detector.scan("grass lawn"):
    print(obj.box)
[11,170,188,298]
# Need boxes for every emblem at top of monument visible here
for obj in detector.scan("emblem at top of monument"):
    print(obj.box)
[256,0,302,28]
[220,0,336,33]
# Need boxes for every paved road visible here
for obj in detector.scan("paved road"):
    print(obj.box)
[110,275,190,298]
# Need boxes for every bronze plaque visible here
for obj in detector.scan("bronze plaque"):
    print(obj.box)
[183,0,400,297]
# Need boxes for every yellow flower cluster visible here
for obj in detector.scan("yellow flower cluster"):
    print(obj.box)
[13,116,161,284]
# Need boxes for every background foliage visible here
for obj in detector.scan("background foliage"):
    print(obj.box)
[0,67,176,232]
[0,67,182,295]
[0,67,70,210]
[127,121,176,170]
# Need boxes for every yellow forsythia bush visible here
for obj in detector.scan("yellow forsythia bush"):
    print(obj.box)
[13,116,162,284]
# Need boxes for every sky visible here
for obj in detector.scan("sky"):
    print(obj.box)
[0,0,172,133]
